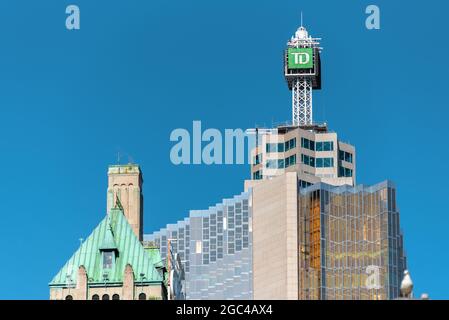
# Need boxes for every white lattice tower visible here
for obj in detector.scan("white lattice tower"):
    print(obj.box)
[292,78,313,126]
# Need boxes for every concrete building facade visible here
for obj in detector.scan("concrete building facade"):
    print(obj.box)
[250,124,355,187]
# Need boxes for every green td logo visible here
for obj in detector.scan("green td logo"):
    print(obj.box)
[288,48,313,69]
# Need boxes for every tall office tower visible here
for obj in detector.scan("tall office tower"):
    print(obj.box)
[144,192,253,300]
[244,24,407,300]
[143,23,407,300]
[106,164,143,241]
[245,174,406,300]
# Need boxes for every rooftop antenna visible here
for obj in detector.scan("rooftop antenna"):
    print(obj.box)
[117,151,121,164]
[285,13,322,126]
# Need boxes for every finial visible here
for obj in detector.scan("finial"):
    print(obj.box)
[301,11,303,27]
[400,269,414,298]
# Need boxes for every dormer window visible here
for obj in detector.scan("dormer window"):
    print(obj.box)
[99,222,118,270]
[102,251,115,269]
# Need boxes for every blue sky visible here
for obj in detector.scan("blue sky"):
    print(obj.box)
[0,0,448,299]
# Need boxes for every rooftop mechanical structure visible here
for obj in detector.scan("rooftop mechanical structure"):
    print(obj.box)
[284,25,322,126]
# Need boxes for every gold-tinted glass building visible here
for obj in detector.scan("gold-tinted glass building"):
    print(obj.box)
[298,181,406,300]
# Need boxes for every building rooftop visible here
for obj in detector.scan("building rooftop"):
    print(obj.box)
[49,207,164,287]
[108,163,141,174]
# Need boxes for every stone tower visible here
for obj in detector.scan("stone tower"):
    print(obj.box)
[107,164,143,241]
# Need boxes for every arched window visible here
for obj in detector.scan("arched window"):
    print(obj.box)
[138,293,146,300]
[92,294,99,300]
[102,294,110,300]
[65,295,73,300]
[112,294,120,300]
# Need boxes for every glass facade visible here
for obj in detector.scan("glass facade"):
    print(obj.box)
[145,181,405,300]
[298,181,406,300]
[144,192,253,300]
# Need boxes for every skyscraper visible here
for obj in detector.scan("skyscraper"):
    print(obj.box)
[244,24,406,300]
[147,23,407,300]
[245,174,406,300]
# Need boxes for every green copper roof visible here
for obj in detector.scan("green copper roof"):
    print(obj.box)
[50,208,164,286]
[99,219,118,251]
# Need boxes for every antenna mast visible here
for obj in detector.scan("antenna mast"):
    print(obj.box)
[284,19,322,126]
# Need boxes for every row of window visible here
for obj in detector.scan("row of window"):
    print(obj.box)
[66,293,140,300]
[316,157,334,168]
[301,154,335,168]
[266,154,297,169]
[339,150,353,163]
[266,138,297,153]
[301,138,334,152]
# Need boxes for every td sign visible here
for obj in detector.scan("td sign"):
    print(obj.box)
[288,48,314,69]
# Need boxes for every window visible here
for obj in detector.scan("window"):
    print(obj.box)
[65,295,73,300]
[285,154,297,168]
[316,157,334,168]
[195,240,202,254]
[138,293,146,300]
[102,294,110,300]
[339,166,353,177]
[252,154,262,166]
[252,170,262,180]
[284,138,297,152]
[299,180,313,188]
[301,154,315,167]
[112,294,120,300]
[266,142,284,153]
[266,159,285,169]
[92,294,99,300]
[301,138,315,151]
[339,150,353,163]
[102,251,114,269]
[316,141,334,151]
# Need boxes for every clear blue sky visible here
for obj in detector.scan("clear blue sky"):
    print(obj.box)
[0,0,448,299]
